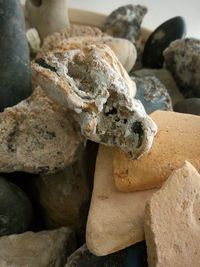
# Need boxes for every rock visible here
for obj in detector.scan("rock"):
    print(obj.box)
[133,68,184,105]
[103,4,147,44]
[86,145,156,256]
[0,227,76,267]
[0,0,32,111]
[113,110,200,192]
[0,177,33,236]
[39,36,137,73]
[26,28,41,55]
[32,44,157,159]
[134,76,172,114]
[164,38,200,97]
[32,149,91,243]
[145,162,200,267]
[0,87,83,174]
[174,98,200,115]
[142,16,186,68]
[25,0,70,40]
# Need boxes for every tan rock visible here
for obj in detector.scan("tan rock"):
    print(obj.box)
[32,44,157,158]
[0,87,83,174]
[0,227,76,267]
[113,110,200,192]
[86,145,156,256]
[145,161,200,267]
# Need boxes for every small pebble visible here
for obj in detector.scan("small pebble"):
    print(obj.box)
[142,16,186,68]
[174,98,200,115]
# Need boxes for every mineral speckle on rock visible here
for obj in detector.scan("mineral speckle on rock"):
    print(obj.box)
[164,38,200,97]
[0,87,83,174]
[174,98,200,115]
[32,44,157,158]
[103,4,147,44]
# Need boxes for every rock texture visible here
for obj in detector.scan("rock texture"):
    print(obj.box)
[0,227,76,267]
[145,162,200,267]
[174,98,200,115]
[0,87,83,174]
[0,176,33,236]
[114,110,200,192]
[86,145,156,256]
[32,44,157,158]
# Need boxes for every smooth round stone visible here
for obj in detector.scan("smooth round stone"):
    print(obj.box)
[142,16,186,68]
[0,0,32,111]
[0,177,33,236]
[174,98,200,116]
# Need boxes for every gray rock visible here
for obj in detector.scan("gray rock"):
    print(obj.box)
[133,76,173,114]
[0,227,76,267]
[174,98,200,115]
[0,176,33,236]
[0,0,32,111]
[164,38,200,97]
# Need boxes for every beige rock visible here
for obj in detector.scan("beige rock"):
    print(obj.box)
[39,36,137,73]
[32,44,157,158]
[0,227,76,267]
[113,110,200,192]
[0,87,82,174]
[86,145,156,256]
[145,161,200,267]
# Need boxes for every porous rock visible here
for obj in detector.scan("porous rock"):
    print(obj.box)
[174,98,200,115]
[164,38,200,97]
[114,110,200,192]
[0,87,83,174]
[32,44,157,158]
[39,36,137,73]
[86,145,156,256]
[0,227,76,267]
[145,162,200,267]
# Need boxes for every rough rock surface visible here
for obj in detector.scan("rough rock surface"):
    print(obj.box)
[86,145,156,256]
[145,162,200,267]
[174,98,200,115]
[39,36,137,73]
[0,87,83,174]
[0,227,76,267]
[32,44,157,158]
[114,110,200,192]
[164,38,200,97]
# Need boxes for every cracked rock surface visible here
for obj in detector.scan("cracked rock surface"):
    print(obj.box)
[32,44,157,158]
[0,87,83,174]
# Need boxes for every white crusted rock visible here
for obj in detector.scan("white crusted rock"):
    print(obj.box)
[39,36,137,73]
[32,44,157,158]
[0,87,83,174]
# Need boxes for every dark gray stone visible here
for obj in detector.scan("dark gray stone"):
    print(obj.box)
[0,176,33,236]
[142,16,186,68]
[133,76,173,114]
[174,98,200,115]
[103,4,147,44]
[0,0,32,111]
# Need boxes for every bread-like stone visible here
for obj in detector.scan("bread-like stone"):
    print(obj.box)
[113,110,200,192]
[86,145,156,256]
[0,87,82,174]
[32,44,157,158]
[145,161,200,267]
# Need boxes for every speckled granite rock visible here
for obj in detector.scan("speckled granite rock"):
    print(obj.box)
[32,45,157,159]
[145,162,200,267]
[0,176,33,236]
[0,0,31,111]
[174,98,200,115]
[0,87,83,174]
[134,76,172,114]
[0,227,76,267]
[164,38,200,97]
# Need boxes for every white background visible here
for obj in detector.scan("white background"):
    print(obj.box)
[69,0,200,38]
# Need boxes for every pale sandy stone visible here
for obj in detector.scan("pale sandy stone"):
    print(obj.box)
[0,227,76,267]
[32,44,157,158]
[0,87,83,174]
[113,110,200,192]
[145,162,200,267]
[86,145,156,256]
